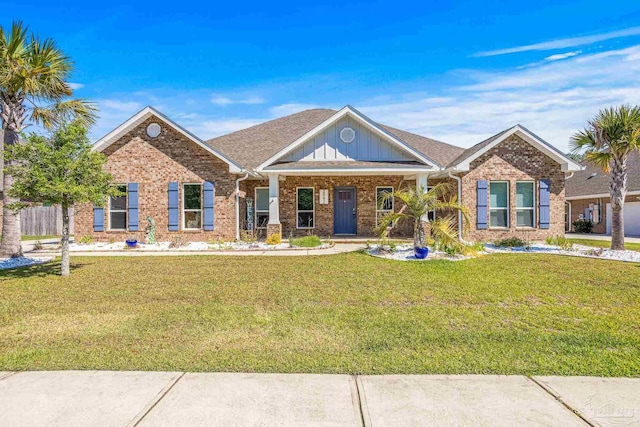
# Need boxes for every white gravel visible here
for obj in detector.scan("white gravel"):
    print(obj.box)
[367,244,472,261]
[0,256,54,270]
[368,242,640,263]
[485,243,640,263]
[66,240,331,252]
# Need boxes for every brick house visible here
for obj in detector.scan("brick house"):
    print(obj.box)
[566,150,640,236]
[75,105,582,242]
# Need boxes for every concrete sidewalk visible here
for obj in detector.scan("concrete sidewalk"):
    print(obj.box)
[1,372,638,426]
[566,233,640,243]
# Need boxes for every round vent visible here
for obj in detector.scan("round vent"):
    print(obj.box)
[146,123,161,138]
[340,127,356,143]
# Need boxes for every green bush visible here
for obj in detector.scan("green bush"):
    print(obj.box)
[494,237,529,247]
[290,235,322,247]
[573,219,593,233]
[78,235,94,244]
[545,235,573,250]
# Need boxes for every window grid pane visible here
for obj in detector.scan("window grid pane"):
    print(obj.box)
[184,184,202,210]
[376,187,393,211]
[516,182,534,208]
[297,188,314,211]
[110,185,127,230]
[490,182,508,208]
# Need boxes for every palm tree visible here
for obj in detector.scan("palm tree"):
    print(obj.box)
[375,183,470,250]
[0,21,96,257]
[570,105,640,251]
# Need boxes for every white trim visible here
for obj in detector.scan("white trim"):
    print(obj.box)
[515,181,535,228]
[182,182,203,230]
[566,190,640,201]
[261,168,433,176]
[296,187,315,229]
[565,201,572,232]
[375,186,394,226]
[92,106,244,173]
[489,181,510,229]
[254,187,269,230]
[449,125,583,172]
[256,105,440,171]
[108,184,127,231]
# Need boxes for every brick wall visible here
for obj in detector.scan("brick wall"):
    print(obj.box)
[242,176,415,238]
[460,134,566,241]
[75,116,238,242]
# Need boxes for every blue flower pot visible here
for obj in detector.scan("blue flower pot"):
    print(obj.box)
[125,240,138,248]
[414,246,429,259]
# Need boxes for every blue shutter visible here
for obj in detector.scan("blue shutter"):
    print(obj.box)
[203,181,215,231]
[168,182,179,231]
[539,179,551,229]
[128,183,139,231]
[93,206,104,232]
[476,180,488,230]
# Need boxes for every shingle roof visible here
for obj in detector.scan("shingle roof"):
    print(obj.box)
[446,126,515,168]
[566,150,640,198]
[205,109,466,170]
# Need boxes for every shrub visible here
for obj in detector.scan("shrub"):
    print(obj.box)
[494,237,528,247]
[169,236,187,248]
[290,235,322,247]
[464,241,485,255]
[78,235,94,244]
[573,219,593,233]
[265,233,282,245]
[545,235,573,250]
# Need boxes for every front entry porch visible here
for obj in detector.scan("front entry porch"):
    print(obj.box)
[243,173,449,239]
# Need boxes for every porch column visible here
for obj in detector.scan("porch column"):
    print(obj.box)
[267,174,282,237]
[417,174,429,223]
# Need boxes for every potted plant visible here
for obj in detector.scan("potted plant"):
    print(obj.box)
[375,183,470,259]
[125,235,138,248]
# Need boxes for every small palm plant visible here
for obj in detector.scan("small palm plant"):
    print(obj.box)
[375,183,470,251]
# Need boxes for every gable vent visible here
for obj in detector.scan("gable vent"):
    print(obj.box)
[340,127,356,143]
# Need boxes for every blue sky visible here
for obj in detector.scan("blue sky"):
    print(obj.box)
[5,0,640,151]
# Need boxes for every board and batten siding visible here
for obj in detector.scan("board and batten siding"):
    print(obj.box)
[282,116,415,162]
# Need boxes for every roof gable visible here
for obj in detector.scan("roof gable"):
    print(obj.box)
[93,106,243,173]
[256,106,440,170]
[448,125,583,172]
[566,150,640,198]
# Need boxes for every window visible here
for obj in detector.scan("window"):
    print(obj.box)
[255,187,269,229]
[376,187,394,225]
[516,182,535,227]
[109,185,127,230]
[183,183,202,229]
[489,181,509,228]
[297,187,314,228]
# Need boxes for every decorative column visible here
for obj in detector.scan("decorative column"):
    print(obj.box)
[416,173,431,237]
[267,174,282,238]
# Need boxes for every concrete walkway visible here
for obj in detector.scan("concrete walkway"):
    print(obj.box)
[0,372,638,426]
[566,233,640,243]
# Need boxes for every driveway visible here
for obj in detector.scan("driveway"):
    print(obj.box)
[1,372,638,426]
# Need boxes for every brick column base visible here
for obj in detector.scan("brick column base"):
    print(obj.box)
[266,223,282,239]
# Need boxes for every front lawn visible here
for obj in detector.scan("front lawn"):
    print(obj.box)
[567,238,640,252]
[1,253,639,376]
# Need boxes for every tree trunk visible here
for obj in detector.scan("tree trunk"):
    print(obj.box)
[414,218,426,248]
[0,127,23,257]
[609,155,627,251]
[61,202,71,276]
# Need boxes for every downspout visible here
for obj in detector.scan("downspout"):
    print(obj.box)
[448,171,463,240]
[235,173,250,241]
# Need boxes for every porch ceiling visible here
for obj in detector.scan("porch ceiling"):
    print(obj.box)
[262,160,434,175]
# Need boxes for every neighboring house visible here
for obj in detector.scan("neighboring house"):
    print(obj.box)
[75,105,582,242]
[566,151,640,236]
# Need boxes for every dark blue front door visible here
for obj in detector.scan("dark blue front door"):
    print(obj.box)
[334,187,356,234]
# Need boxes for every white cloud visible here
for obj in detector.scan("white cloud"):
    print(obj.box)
[68,82,84,90]
[358,44,640,153]
[99,100,143,113]
[544,50,582,61]
[211,95,266,106]
[475,26,640,57]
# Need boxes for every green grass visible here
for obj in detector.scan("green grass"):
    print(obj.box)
[567,238,640,252]
[289,235,323,247]
[21,235,60,241]
[1,253,639,376]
